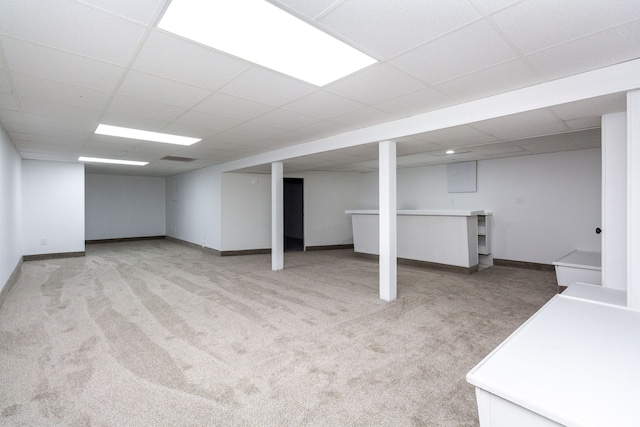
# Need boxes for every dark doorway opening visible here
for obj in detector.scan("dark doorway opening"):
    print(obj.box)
[284,178,304,252]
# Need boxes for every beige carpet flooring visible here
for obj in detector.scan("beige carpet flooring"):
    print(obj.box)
[0,240,558,426]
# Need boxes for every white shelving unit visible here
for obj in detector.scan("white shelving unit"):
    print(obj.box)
[477,213,493,268]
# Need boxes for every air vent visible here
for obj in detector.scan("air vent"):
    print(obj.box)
[161,156,197,162]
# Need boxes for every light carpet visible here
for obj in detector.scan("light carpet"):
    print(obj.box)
[0,240,557,426]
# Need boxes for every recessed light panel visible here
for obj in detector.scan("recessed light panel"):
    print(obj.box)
[79,156,149,166]
[95,124,201,146]
[158,0,377,86]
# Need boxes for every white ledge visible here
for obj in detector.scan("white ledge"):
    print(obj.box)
[345,209,485,217]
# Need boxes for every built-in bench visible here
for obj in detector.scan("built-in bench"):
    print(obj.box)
[553,250,601,292]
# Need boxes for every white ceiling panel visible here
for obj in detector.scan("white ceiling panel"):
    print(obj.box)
[117,70,213,108]
[551,93,626,121]
[434,59,538,102]
[12,74,111,110]
[492,0,640,54]
[470,108,563,135]
[330,107,397,129]
[79,0,166,25]
[171,111,243,135]
[251,108,320,130]
[106,95,187,123]
[220,67,316,106]
[133,30,250,90]
[375,87,454,118]
[1,38,125,91]
[326,64,424,105]
[269,0,342,20]
[193,93,273,120]
[527,18,640,81]
[0,0,146,65]
[318,0,481,58]
[390,20,519,85]
[470,0,522,14]
[283,90,364,119]
[1,1,637,176]
[0,94,18,111]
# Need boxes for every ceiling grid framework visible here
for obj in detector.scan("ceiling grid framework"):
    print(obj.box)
[0,0,639,176]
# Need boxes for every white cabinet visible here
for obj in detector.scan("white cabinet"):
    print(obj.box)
[467,295,640,426]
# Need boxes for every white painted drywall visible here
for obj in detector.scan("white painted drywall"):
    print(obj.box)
[292,170,364,247]
[85,174,166,240]
[217,170,364,251]
[363,148,601,265]
[22,160,85,256]
[601,112,627,290]
[0,124,23,289]
[165,167,221,250]
[221,172,271,251]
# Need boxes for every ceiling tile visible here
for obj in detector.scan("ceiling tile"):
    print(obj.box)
[79,0,166,24]
[492,0,640,54]
[270,0,342,20]
[470,0,522,14]
[193,93,273,120]
[1,38,125,91]
[171,111,243,135]
[330,107,397,129]
[220,67,316,106]
[326,64,425,105]
[470,108,565,137]
[318,0,481,58]
[375,87,454,118]
[468,141,526,155]
[106,95,187,123]
[0,0,146,65]
[117,70,213,108]
[251,109,320,130]
[133,30,250,90]
[527,19,640,81]
[12,73,111,110]
[390,20,519,85]
[283,90,364,119]
[568,128,601,149]
[434,59,539,102]
[551,93,626,121]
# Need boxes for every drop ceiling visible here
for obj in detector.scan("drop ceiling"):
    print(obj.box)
[0,0,639,176]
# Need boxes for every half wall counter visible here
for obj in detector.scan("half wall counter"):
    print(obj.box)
[345,209,486,273]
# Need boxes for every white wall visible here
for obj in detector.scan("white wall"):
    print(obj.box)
[85,174,166,240]
[218,170,364,251]
[22,160,85,256]
[363,148,601,264]
[0,124,23,289]
[292,171,364,247]
[221,172,271,251]
[166,166,222,250]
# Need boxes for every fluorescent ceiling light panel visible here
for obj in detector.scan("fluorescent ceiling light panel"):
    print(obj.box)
[158,0,377,86]
[79,157,149,166]
[95,124,201,146]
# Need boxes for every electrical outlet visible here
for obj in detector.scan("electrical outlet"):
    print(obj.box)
[41,238,47,245]
[516,196,525,205]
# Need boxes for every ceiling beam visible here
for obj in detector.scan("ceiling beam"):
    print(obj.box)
[217,58,640,173]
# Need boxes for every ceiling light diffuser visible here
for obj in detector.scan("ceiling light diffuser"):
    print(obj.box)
[95,124,201,146]
[78,156,149,166]
[446,150,455,154]
[158,0,377,86]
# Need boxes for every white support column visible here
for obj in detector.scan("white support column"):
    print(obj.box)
[379,140,397,302]
[601,112,627,290]
[272,162,284,271]
[627,90,640,309]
